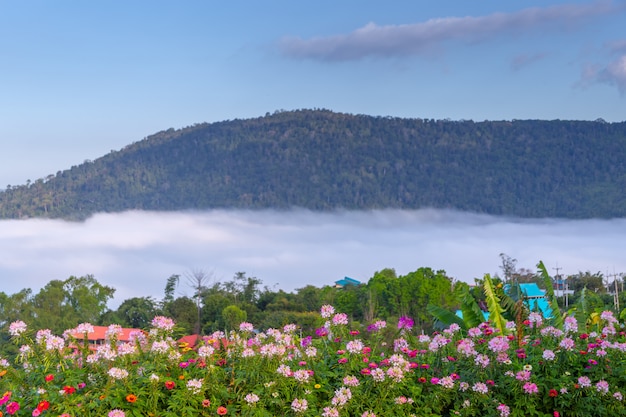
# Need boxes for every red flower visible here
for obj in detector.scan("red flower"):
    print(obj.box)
[126,394,137,403]
[63,385,76,394]
[44,374,54,382]
[217,406,228,415]
[549,389,558,397]
[37,400,50,411]
[165,381,175,390]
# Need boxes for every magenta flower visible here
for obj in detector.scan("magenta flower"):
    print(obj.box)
[315,327,329,337]
[6,401,20,415]
[398,316,414,330]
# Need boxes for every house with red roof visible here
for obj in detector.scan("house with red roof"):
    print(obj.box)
[68,325,142,351]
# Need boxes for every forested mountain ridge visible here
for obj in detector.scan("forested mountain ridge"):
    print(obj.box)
[1,109,625,219]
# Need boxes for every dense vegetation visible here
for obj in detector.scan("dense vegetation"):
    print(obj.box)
[1,109,625,219]
[0,260,619,360]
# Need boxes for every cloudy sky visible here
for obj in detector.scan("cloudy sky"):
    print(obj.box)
[1,1,625,308]
[1,0,625,186]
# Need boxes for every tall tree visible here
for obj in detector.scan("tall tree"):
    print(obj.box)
[185,269,214,334]
[113,296,160,329]
[62,275,115,325]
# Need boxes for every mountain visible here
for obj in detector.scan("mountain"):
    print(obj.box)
[1,109,625,220]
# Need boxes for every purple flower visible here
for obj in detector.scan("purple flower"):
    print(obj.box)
[315,327,329,338]
[398,316,414,330]
[301,336,312,347]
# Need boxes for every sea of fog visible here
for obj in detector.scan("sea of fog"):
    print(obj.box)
[0,209,624,309]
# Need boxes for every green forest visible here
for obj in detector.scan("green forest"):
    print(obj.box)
[1,256,621,360]
[1,109,625,220]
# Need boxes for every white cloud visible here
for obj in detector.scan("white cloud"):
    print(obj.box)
[600,55,626,94]
[279,1,620,61]
[510,52,550,71]
[1,209,625,309]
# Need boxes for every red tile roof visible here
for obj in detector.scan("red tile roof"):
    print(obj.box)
[68,326,142,342]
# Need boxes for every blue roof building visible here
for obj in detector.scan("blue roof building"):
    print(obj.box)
[508,283,553,318]
[334,276,361,288]
[455,282,553,322]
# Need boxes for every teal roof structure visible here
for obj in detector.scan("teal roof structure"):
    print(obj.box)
[514,283,553,318]
[335,276,361,287]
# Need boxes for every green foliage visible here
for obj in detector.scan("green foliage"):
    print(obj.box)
[222,304,247,331]
[426,304,466,330]
[457,284,488,329]
[482,274,507,334]
[537,260,564,329]
[114,296,160,328]
[1,110,626,219]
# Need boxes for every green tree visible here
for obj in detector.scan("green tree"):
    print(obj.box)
[113,296,159,328]
[165,296,197,336]
[0,289,34,328]
[32,280,73,334]
[222,305,247,331]
[62,275,115,325]
[568,271,606,294]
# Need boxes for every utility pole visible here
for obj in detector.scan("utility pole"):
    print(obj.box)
[609,271,620,312]
[553,265,566,308]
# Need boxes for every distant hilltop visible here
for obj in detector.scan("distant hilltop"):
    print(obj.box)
[1,109,625,220]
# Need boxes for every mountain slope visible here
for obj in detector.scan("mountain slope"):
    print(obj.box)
[1,109,625,219]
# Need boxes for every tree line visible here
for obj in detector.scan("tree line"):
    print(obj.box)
[1,109,625,220]
[1,260,624,360]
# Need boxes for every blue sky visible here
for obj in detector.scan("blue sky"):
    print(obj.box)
[1,2,626,305]
[1,0,625,187]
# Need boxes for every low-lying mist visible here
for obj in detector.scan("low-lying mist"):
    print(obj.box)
[0,209,624,308]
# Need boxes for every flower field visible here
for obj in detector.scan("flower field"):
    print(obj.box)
[2,307,626,417]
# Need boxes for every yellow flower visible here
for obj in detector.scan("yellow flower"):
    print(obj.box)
[314,384,321,389]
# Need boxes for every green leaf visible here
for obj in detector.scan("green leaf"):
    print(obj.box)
[483,274,507,334]
[459,286,488,329]
[426,304,466,331]
[537,260,564,329]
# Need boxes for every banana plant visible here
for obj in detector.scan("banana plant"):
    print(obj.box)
[428,274,521,334]
[537,261,564,329]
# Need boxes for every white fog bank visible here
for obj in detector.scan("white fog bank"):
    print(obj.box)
[0,209,624,308]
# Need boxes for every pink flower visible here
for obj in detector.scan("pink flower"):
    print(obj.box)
[7,401,21,415]
[497,404,510,417]
[320,305,335,318]
[291,398,308,413]
[523,382,539,394]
